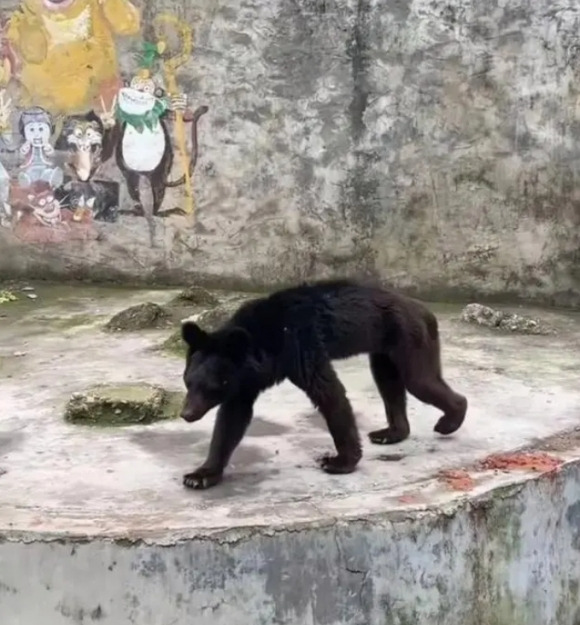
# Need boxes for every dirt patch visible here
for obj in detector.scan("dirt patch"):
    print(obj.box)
[438,469,476,491]
[378,453,406,462]
[479,451,563,472]
[64,384,184,426]
[436,448,565,493]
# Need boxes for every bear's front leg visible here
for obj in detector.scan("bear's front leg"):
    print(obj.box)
[183,391,258,490]
[290,360,362,475]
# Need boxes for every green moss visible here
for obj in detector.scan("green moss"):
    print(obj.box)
[64,384,182,426]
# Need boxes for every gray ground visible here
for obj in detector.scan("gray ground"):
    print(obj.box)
[0,284,579,538]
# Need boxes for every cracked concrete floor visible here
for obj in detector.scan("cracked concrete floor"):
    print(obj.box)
[1,284,579,538]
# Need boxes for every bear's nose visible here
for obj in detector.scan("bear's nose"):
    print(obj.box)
[181,395,211,422]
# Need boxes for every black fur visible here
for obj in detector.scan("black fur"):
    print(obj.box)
[180,278,468,489]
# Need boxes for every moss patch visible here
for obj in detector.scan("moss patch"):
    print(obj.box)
[64,384,183,426]
[104,302,172,332]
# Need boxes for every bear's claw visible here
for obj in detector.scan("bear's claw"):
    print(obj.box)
[183,468,223,490]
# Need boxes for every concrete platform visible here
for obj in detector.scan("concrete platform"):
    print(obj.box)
[1,285,580,625]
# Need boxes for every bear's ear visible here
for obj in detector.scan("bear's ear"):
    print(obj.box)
[222,327,251,363]
[181,321,208,351]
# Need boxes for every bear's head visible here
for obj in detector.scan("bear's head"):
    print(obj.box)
[180,321,251,422]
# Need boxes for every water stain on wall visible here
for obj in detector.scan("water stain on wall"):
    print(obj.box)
[0,1,208,245]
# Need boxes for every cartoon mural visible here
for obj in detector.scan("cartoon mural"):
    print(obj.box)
[0,4,209,245]
[96,36,208,218]
[6,0,140,115]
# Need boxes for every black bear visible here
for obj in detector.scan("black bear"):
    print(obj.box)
[180,278,467,489]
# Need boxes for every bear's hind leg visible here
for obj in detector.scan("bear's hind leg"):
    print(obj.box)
[368,353,410,445]
[396,340,467,436]
[290,360,362,475]
[183,390,258,490]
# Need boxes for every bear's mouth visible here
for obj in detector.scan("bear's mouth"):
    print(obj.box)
[181,395,215,423]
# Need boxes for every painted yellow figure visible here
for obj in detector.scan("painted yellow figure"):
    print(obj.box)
[7,0,140,115]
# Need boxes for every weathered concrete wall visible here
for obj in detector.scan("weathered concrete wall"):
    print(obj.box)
[1,460,580,624]
[0,0,579,304]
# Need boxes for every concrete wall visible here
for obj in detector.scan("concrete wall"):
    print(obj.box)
[1,460,580,624]
[0,0,579,305]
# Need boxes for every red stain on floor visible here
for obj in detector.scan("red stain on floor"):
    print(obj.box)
[397,494,421,505]
[438,469,475,491]
[479,452,563,473]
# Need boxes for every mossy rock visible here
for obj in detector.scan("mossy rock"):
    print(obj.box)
[64,384,184,426]
[460,303,556,336]
[104,302,171,332]
[0,290,17,304]
[159,296,257,358]
[162,328,187,357]
[168,286,219,308]
[196,299,251,332]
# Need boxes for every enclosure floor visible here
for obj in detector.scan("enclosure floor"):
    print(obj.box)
[1,284,579,538]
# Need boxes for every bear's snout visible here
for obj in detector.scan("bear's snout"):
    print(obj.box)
[181,394,212,423]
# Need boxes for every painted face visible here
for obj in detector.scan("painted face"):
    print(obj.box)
[28,190,61,226]
[118,77,157,116]
[68,122,102,151]
[24,121,51,146]
[66,121,103,181]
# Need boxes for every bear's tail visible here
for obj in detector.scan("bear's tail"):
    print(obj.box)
[424,310,443,375]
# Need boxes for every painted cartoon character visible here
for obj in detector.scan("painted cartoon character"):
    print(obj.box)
[56,111,106,181]
[12,179,98,243]
[26,181,63,227]
[62,179,119,222]
[6,0,140,115]
[97,67,208,217]
[18,107,63,189]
